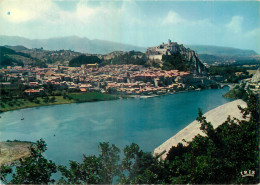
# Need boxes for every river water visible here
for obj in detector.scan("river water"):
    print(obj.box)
[0,88,232,165]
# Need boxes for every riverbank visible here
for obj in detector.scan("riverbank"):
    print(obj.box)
[128,88,204,99]
[0,92,119,113]
[0,141,35,166]
[0,88,212,113]
[153,99,248,159]
[0,86,224,113]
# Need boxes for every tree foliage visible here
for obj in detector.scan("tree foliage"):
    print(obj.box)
[69,55,102,67]
[103,51,147,66]
[208,65,251,83]
[162,52,194,71]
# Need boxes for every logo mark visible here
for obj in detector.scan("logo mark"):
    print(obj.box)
[240,170,255,177]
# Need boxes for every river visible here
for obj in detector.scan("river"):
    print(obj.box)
[0,88,232,165]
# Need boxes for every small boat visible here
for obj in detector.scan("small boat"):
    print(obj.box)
[21,118,24,120]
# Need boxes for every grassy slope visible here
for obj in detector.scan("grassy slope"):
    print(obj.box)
[69,92,118,102]
[0,96,74,112]
[0,93,118,112]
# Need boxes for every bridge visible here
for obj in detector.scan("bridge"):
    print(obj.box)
[218,83,238,89]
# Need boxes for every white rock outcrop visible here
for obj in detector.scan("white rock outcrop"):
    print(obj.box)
[153,99,248,159]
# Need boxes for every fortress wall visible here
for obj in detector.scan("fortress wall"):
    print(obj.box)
[149,55,163,61]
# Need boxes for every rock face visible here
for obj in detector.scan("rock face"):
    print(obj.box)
[0,141,34,165]
[252,68,260,83]
[146,39,207,76]
[153,99,248,159]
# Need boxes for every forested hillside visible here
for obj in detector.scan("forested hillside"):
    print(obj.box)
[69,55,102,67]
[0,46,46,67]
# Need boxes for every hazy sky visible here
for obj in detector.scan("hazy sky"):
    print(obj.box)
[0,0,259,52]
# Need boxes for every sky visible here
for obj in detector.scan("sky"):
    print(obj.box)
[0,0,259,52]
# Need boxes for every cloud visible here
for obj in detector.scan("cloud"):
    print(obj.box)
[162,11,185,25]
[0,0,258,52]
[0,0,143,25]
[0,0,144,42]
[226,15,243,33]
[0,0,55,23]
[74,1,110,24]
[245,28,260,38]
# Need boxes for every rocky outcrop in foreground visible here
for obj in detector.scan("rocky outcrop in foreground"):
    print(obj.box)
[0,141,34,165]
[153,99,248,159]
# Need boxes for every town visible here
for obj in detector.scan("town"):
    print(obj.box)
[0,40,219,98]
[0,39,259,113]
[0,63,214,97]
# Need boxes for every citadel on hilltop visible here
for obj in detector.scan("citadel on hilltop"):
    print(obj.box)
[146,39,207,76]
[146,39,183,61]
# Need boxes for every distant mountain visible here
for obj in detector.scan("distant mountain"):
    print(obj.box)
[0,35,146,54]
[186,45,258,56]
[1,35,258,57]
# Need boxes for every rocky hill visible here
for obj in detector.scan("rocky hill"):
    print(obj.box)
[2,46,83,66]
[146,40,207,75]
[0,46,34,67]
[179,44,207,75]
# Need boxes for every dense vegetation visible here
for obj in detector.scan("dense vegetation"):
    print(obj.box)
[208,65,252,83]
[0,46,24,67]
[0,91,258,184]
[223,84,248,99]
[0,46,47,68]
[232,59,260,67]
[162,52,194,71]
[69,92,118,102]
[103,51,147,66]
[69,55,102,67]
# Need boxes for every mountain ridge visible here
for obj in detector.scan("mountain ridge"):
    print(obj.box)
[185,44,257,56]
[0,35,146,54]
[0,35,258,56]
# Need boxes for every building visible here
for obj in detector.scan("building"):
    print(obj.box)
[146,39,182,61]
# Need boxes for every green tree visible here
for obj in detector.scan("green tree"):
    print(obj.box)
[69,55,102,67]
[120,143,166,184]
[58,142,121,184]
[162,52,193,71]
[98,142,121,183]
[58,155,102,184]
[50,96,56,103]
